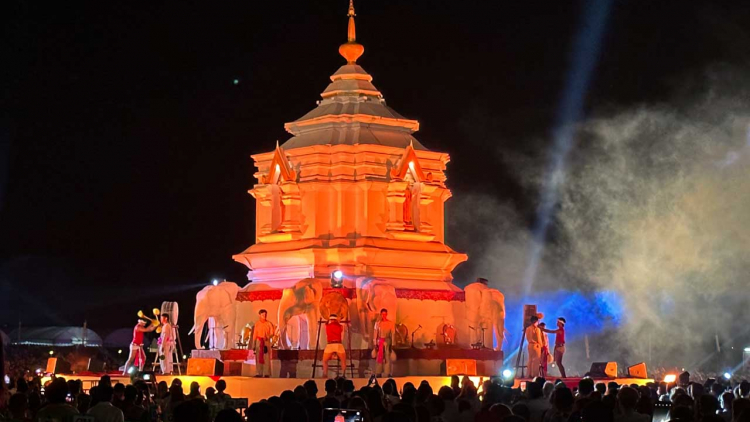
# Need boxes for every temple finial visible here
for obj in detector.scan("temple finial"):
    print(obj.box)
[347,0,356,42]
[339,0,364,64]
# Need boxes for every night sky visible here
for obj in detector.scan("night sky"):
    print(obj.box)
[2,0,749,333]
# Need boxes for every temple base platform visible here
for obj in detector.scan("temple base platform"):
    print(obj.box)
[190,348,504,378]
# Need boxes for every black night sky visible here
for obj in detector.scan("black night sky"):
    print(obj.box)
[2,0,749,333]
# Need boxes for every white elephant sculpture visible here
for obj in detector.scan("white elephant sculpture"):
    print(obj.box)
[277,278,323,350]
[356,278,397,344]
[189,281,241,350]
[464,281,505,350]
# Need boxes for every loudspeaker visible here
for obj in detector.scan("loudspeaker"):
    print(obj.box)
[87,358,106,373]
[589,361,618,378]
[627,362,647,379]
[46,358,71,374]
[445,359,477,376]
[187,358,223,376]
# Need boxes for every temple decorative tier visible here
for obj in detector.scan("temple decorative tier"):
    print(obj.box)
[191,1,505,375]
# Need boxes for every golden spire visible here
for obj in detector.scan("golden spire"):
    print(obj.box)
[339,0,364,64]
[347,0,356,42]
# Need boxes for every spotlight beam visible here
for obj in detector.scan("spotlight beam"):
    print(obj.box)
[521,0,614,297]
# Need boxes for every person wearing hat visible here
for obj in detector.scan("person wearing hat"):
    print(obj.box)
[123,318,156,375]
[322,314,346,378]
[541,317,567,378]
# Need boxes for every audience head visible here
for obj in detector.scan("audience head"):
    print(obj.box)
[578,378,595,397]
[303,380,318,398]
[215,379,227,393]
[45,378,70,404]
[280,402,308,422]
[173,398,210,422]
[617,386,639,411]
[247,402,279,422]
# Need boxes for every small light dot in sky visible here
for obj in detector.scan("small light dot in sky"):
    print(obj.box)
[233,79,240,85]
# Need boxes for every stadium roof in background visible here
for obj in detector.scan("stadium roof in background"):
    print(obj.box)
[9,326,103,347]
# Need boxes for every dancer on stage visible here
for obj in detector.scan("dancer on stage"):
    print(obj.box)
[541,317,567,378]
[322,314,346,378]
[373,308,395,377]
[253,309,276,378]
[159,314,174,375]
[123,318,156,375]
[525,315,542,378]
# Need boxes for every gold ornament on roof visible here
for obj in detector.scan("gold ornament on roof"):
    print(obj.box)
[339,0,364,64]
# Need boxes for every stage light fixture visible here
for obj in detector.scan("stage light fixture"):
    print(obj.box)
[212,279,219,286]
[502,369,513,379]
[724,372,731,380]
[117,349,122,354]
[744,347,750,352]
[49,350,54,355]
[127,367,135,374]
[330,270,344,288]
[664,374,676,383]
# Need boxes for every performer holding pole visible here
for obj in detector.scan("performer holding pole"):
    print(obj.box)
[159,314,174,375]
[525,315,542,378]
[373,308,395,378]
[322,314,346,378]
[541,317,567,378]
[123,318,156,375]
[253,309,276,378]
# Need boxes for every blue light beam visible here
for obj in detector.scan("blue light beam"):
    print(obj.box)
[522,0,614,297]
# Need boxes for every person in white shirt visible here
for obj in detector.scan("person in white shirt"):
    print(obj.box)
[525,316,542,378]
[87,385,124,422]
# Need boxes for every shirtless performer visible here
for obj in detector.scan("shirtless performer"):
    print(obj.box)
[322,314,346,378]
[541,317,567,378]
[373,308,396,377]
[123,318,156,375]
[253,309,276,378]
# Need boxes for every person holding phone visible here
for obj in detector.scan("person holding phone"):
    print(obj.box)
[373,308,396,377]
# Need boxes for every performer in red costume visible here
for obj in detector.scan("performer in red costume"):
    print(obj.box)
[253,309,276,378]
[541,317,567,378]
[322,314,346,378]
[123,318,156,375]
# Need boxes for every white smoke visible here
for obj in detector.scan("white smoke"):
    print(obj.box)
[450,67,750,370]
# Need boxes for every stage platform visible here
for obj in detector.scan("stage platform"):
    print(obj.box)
[52,374,652,406]
[190,348,505,378]
[512,377,653,390]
